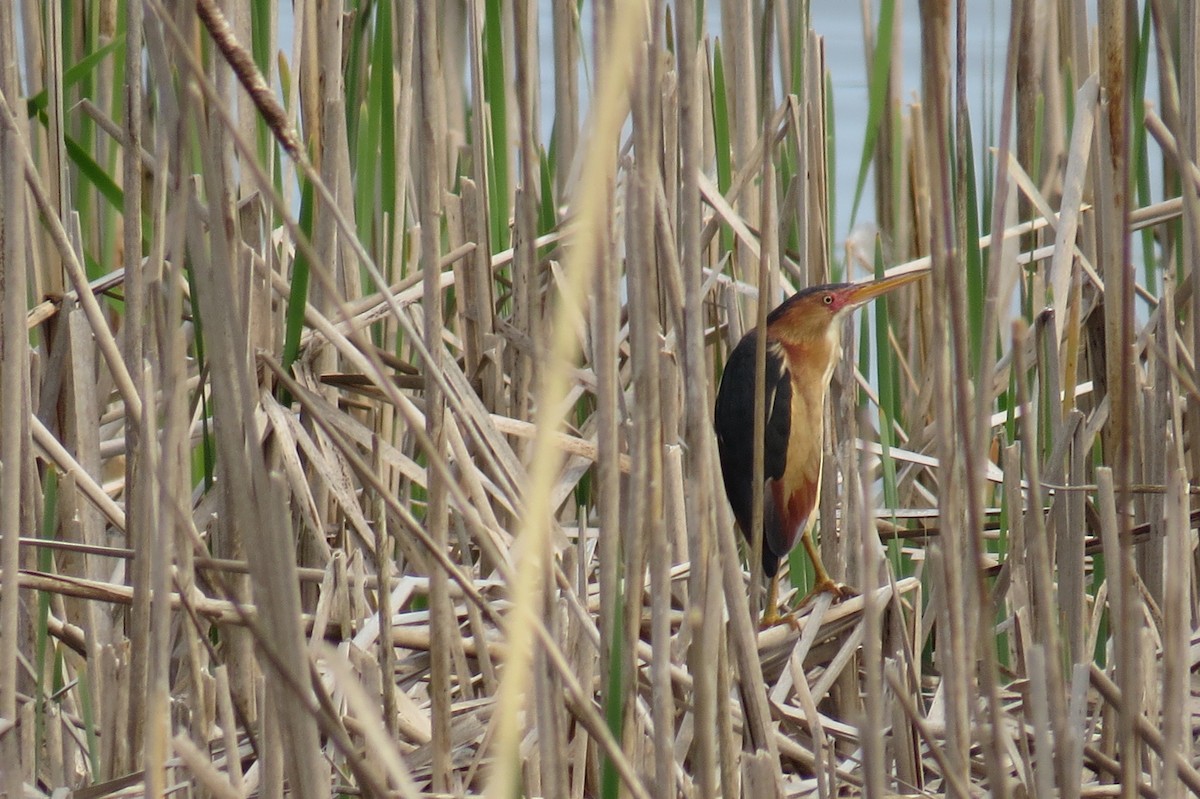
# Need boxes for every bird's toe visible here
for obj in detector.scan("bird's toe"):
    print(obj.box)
[801,578,857,606]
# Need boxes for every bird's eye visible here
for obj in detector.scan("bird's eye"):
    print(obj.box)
[822,294,833,305]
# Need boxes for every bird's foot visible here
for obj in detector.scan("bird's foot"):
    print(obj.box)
[798,578,857,608]
[760,580,855,628]
[759,605,799,630]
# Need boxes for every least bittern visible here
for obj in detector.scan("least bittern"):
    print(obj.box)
[713,270,926,626]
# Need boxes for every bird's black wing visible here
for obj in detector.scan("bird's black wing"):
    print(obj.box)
[714,331,792,577]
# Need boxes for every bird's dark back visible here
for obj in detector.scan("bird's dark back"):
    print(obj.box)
[714,329,794,577]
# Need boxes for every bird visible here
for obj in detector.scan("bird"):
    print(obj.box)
[713,270,926,626]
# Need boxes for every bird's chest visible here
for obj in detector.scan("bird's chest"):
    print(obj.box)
[776,334,841,527]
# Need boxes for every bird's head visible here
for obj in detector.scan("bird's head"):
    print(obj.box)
[767,269,927,344]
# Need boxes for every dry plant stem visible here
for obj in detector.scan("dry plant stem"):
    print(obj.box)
[1047,78,1098,344]
[1096,5,1139,797]
[122,0,145,513]
[588,122,619,799]
[746,8,774,632]
[140,367,169,796]
[626,12,672,796]
[551,0,578,195]
[1180,16,1200,709]
[162,24,258,756]
[214,667,245,793]
[30,416,126,529]
[1144,113,1200,194]
[853,448,886,796]
[375,490,398,742]
[743,4,785,789]
[590,0,625,777]
[697,103,788,257]
[63,297,113,731]
[715,511,778,762]
[513,0,569,791]
[1080,746,1157,799]
[41,0,67,297]
[677,0,722,793]
[0,2,28,790]
[13,570,254,626]
[513,0,542,431]
[1013,319,1072,783]
[124,0,151,764]
[463,4,495,346]
[721,0,759,228]
[1161,464,1189,798]
[416,4,454,792]
[1181,5,1200,491]
[918,1,971,794]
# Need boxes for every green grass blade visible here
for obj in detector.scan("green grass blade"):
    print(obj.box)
[848,0,896,227]
[825,70,837,267]
[711,40,733,254]
[869,237,903,571]
[282,178,316,377]
[960,115,985,372]
[24,37,125,118]
[1131,2,1156,292]
[484,0,510,250]
[34,468,59,781]
[539,146,557,238]
[600,589,626,799]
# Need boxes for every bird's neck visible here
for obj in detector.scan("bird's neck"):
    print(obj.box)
[777,326,843,393]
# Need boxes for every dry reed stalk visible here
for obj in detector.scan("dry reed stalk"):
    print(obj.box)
[675,2,727,795]
[1175,4,1200,515]
[1095,5,1142,798]
[416,4,454,794]
[124,0,153,769]
[855,437,886,796]
[627,10,675,796]
[0,2,29,792]
[917,2,972,796]
[724,0,760,230]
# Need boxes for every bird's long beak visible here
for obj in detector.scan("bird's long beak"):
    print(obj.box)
[843,267,928,308]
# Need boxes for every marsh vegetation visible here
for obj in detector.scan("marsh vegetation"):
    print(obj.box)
[1,1,1199,797]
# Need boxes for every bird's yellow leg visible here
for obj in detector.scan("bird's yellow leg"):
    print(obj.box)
[798,519,854,604]
[759,572,796,628]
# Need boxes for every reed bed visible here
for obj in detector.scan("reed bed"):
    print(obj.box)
[1,1,1199,797]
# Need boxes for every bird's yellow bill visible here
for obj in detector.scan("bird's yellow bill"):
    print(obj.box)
[843,268,928,307]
